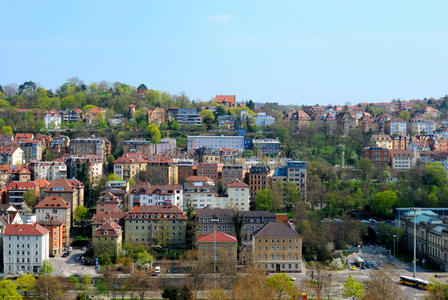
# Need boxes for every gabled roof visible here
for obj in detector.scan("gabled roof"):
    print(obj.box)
[114,152,149,164]
[93,221,121,238]
[197,231,237,243]
[37,216,63,226]
[4,223,49,236]
[125,205,187,220]
[7,181,38,191]
[184,176,214,182]
[254,222,300,238]
[226,181,249,188]
[46,108,61,117]
[35,196,70,209]
[91,211,127,225]
[44,178,84,192]
[213,95,236,106]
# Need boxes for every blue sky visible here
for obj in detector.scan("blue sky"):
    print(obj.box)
[1,0,447,105]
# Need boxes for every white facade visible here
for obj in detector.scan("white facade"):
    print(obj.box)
[187,136,244,152]
[44,109,61,130]
[390,121,407,136]
[129,188,183,209]
[155,138,176,154]
[226,186,250,211]
[184,192,216,209]
[255,112,275,127]
[3,224,49,275]
[34,161,67,181]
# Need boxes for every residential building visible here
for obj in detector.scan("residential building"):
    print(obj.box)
[187,136,244,152]
[387,118,407,136]
[0,205,23,225]
[3,223,49,275]
[129,182,183,209]
[85,107,105,126]
[35,196,70,246]
[123,139,154,157]
[44,108,61,129]
[37,216,64,256]
[272,160,307,198]
[18,140,44,163]
[60,109,83,124]
[48,135,70,155]
[390,149,415,170]
[70,137,111,161]
[419,152,448,173]
[147,107,166,126]
[213,95,236,107]
[175,159,196,185]
[409,117,436,135]
[91,211,126,233]
[195,208,276,244]
[42,179,84,227]
[252,138,281,155]
[0,145,24,165]
[63,155,103,183]
[183,176,216,209]
[93,221,122,257]
[196,163,222,188]
[156,138,176,154]
[175,108,203,126]
[28,161,67,181]
[124,205,187,247]
[226,181,250,211]
[220,148,241,165]
[361,147,390,168]
[221,165,243,185]
[423,106,440,119]
[146,159,178,185]
[217,115,237,130]
[96,191,122,214]
[253,222,302,273]
[7,181,40,209]
[197,232,237,265]
[195,148,221,164]
[255,112,275,127]
[114,152,148,181]
[248,166,271,198]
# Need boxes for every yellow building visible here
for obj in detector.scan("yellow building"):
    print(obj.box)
[146,159,178,185]
[113,152,148,181]
[197,231,237,264]
[93,220,122,257]
[124,205,186,247]
[253,222,302,273]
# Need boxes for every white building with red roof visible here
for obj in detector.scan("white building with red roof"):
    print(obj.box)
[44,108,61,129]
[3,223,49,275]
[129,182,183,209]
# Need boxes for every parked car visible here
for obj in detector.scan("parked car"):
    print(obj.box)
[290,276,296,281]
[81,247,87,252]
[154,266,161,274]
[368,218,377,223]
[68,247,73,252]
[62,252,69,257]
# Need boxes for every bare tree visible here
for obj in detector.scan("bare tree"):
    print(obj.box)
[102,268,121,299]
[182,249,211,300]
[363,268,404,300]
[231,265,274,300]
[126,269,158,300]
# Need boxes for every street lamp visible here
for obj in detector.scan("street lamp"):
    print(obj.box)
[393,234,397,261]
[412,207,421,278]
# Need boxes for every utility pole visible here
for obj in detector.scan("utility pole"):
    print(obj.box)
[211,218,219,288]
[413,208,421,278]
[393,234,397,260]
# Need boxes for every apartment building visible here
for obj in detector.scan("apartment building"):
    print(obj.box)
[220,148,241,165]
[44,108,61,129]
[35,196,70,246]
[3,223,49,275]
[253,222,302,273]
[93,221,122,257]
[390,149,415,170]
[123,139,154,157]
[18,140,44,163]
[183,176,216,209]
[255,112,275,127]
[124,205,187,247]
[156,138,176,154]
[28,161,67,181]
[175,108,203,126]
[387,118,407,136]
[37,216,64,256]
[361,147,390,168]
[146,159,178,185]
[187,136,244,152]
[70,137,111,161]
[248,166,271,198]
[129,182,183,209]
[196,163,222,188]
[114,152,148,181]
[7,181,40,209]
[0,145,24,165]
[63,155,103,183]
[96,191,122,214]
[221,165,243,185]
[226,181,250,211]
[213,95,236,107]
[252,138,281,155]
[197,232,237,265]
[409,117,436,135]
[272,160,306,197]
[175,159,196,185]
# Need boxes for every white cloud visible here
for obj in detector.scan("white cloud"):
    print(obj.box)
[208,13,235,23]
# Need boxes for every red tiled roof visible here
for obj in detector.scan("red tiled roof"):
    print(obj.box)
[7,181,37,191]
[47,108,61,117]
[15,133,34,140]
[125,205,187,220]
[34,179,50,189]
[114,152,149,164]
[35,196,70,209]
[197,231,237,243]
[0,145,21,156]
[44,178,84,192]
[226,181,249,188]
[93,221,121,238]
[91,211,126,225]
[213,95,236,106]
[38,216,63,226]
[184,176,214,182]
[4,223,49,236]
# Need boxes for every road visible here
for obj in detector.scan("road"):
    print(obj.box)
[49,247,98,277]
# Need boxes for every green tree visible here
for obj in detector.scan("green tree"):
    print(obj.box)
[39,260,54,275]
[24,190,38,210]
[0,279,22,300]
[145,123,161,143]
[35,275,62,300]
[16,274,36,297]
[399,110,411,121]
[284,181,301,209]
[356,158,373,182]
[94,279,108,296]
[242,150,254,158]
[1,125,13,135]
[0,99,11,108]
[254,189,272,211]
[137,250,153,266]
[74,206,90,227]
[200,109,215,129]
[107,173,121,181]
[343,276,365,299]
[371,190,398,218]
[266,273,295,300]
[428,278,448,300]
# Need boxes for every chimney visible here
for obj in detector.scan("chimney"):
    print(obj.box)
[7,210,14,224]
